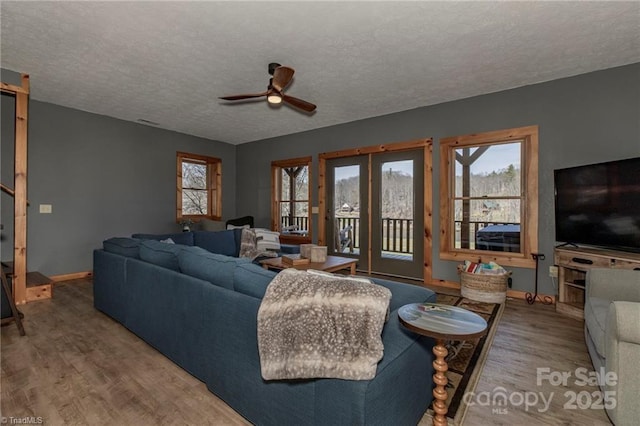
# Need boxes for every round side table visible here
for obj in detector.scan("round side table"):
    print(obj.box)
[398,303,488,426]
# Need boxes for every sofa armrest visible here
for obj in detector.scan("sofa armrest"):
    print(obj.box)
[604,300,640,425]
[607,301,640,345]
[587,268,640,302]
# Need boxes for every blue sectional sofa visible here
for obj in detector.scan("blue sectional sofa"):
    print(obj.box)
[93,231,436,425]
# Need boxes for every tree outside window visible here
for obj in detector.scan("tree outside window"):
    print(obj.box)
[271,157,312,243]
[177,152,222,222]
[440,126,538,268]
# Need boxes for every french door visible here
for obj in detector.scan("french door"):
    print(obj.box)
[325,148,424,280]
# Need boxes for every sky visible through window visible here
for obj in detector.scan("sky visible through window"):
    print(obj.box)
[333,144,520,180]
[456,143,521,176]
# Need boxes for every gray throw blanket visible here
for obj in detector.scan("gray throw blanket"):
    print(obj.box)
[257,268,391,381]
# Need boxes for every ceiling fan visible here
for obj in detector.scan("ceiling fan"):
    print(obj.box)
[220,63,317,113]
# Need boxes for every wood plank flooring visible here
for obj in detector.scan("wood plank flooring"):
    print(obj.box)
[1,279,611,425]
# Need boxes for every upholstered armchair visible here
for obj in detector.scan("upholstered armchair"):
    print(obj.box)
[584,268,640,425]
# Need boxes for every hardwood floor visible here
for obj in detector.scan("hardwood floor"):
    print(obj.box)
[1,279,611,425]
[462,297,611,426]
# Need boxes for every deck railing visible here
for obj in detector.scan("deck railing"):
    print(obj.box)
[280,216,309,232]
[281,216,519,253]
[283,216,414,254]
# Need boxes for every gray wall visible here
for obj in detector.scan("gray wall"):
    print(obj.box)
[1,68,236,275]
[235,63,640,295]
[2,64,638,287]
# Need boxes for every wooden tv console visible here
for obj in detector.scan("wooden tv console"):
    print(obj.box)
[554,246,640,320]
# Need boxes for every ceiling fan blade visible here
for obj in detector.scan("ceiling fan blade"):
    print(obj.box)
[271,66,295,92]
[219,91,269,101]
[282,94,317,112]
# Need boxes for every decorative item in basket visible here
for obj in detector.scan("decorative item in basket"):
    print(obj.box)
[281,254,310,266]
[458,261,511,304]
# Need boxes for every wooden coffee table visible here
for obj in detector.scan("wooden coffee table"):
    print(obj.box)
[260,255,357,275]
[398,303,488,426]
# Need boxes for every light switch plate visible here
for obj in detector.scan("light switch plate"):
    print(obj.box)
[39,204,52,214]
[311,206,319,214]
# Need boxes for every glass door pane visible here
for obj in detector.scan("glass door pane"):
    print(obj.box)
[371,150,424,279]
[380,160,414,261]
[333,165,361,255]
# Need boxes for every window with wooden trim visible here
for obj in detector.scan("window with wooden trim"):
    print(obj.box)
[271,157,312,243]
[439,126,538,268]
[177,152,222,222]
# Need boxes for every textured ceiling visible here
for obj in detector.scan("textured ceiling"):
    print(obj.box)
[1,1,639,145]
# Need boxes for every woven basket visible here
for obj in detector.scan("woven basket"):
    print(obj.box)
[458,267,510,304]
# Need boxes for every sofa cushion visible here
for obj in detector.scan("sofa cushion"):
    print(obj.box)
[179,248,249,290]
[132,232,194,246]
[103,237,141,258]
[193,230,238,257]
[139,240,185,271]
[585,296,610,358]
[233,263,277,299]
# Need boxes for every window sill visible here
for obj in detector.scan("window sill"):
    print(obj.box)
[440,250,535,269]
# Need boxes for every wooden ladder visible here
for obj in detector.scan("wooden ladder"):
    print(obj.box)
[1,261,25,335]
[1,261,53,302]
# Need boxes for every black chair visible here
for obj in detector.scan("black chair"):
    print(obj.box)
[225,216,254,229]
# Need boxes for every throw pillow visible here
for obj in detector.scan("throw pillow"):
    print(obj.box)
[201,218,226,232]
[239,228,258,258]
[239,228,278,260]
[227,224,251,230]
[254,228,281,252]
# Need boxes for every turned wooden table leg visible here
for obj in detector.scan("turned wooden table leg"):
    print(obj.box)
[432,338,449,426]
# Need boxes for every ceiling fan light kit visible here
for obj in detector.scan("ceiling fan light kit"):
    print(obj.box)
[267,93,283,105]
[220,63,317,112]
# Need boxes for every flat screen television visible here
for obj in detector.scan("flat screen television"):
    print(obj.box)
[554,157,640,253]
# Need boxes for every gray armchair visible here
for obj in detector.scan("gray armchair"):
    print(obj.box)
[584,268,640,425]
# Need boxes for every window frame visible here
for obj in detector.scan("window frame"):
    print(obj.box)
[439,126,538,269]
[271,156,312,244]
[176,151,222,222]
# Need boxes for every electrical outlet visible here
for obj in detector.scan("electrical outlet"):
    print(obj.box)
[549,265,558,278]
[39,204,52,214]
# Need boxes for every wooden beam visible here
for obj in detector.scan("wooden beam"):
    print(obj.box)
[0,82,29,95]
[13,75,29,305]
[423,142,433,285]
[317,159,326,247]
